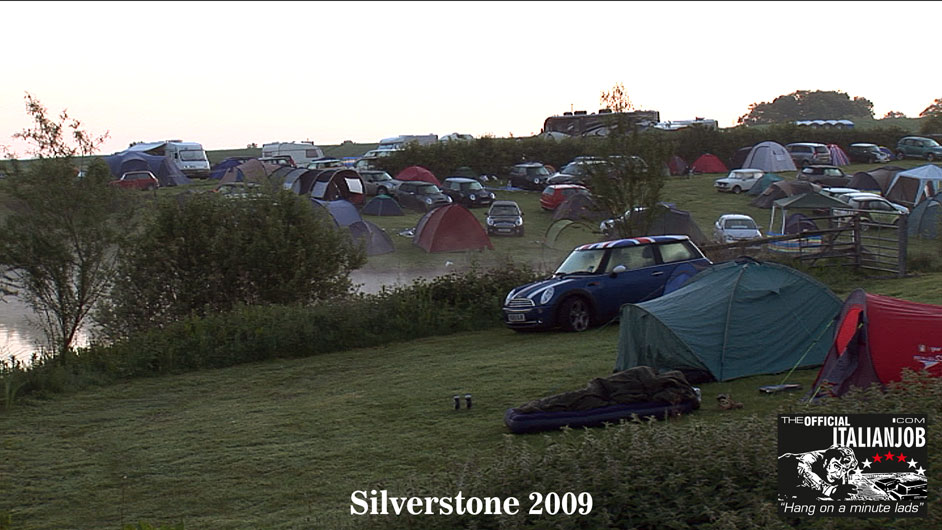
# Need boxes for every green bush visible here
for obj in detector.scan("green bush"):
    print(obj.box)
[365,371,942,529]
[95,188,366,339]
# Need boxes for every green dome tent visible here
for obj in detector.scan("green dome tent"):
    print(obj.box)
[615,259,842,382]
[746,172,783,196]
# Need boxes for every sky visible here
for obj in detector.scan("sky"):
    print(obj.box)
[2,1,940,156]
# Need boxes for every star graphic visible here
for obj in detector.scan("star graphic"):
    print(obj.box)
[884,451,895,461]
[897,453,907,463]
[872,453,882,463]
[862,459,872,469]
[917,467,926,475]
[908,460,918,469]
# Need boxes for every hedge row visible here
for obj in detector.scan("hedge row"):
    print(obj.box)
[6,265,541,401]
[375,123,915,179]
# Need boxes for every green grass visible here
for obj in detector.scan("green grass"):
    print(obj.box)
[1,325,826,529]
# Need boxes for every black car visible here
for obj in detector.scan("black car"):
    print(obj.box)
[508,162,552,190]
[485,200,524,236]
[847,143,891,164]
[547,155,648,187]
[394,181,452,212]
[440,177,495,208]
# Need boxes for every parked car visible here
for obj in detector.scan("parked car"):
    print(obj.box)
[714,168,764,193]
[786,143,831,167]
[507,162,553,190]
[896,136,942,161]
[502,235,712,331]
[394,181,452,212]
[834,192,909,225]
[820,187,861,201]
[258,155,295,167]
[440,177,495,208]
[539,184,589,211]
[358,169,401,196]
[713,214,762,243]
[307,157,344,170]
[548,155,647,187]
[485,200,524,236]
[847,143,891,164]
[796,165,849,186]
[109,170,159,191]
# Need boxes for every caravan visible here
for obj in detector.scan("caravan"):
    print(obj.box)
[261,141,325,167]
[126,140,211,178]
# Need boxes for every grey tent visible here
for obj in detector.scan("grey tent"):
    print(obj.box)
[646,203,708,245]
[311,199,362,227]
[218,159,279,185]
[104,151,191,187]
[885,164,942,208]
[552,192,609,222]
[747,172,784,196]
[615,259,842,382]
[750,180,819,208]
[847,166,904,194]
[741,141,797,173]
[349,220,395,256]
[908,196,942,239]
[362,195,404,216]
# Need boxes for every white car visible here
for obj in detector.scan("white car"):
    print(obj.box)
[713,214,762,243]
[834,192,909,225]
[714,169,764,194]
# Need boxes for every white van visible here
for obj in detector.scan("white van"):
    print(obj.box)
[261,141,325,167]
[127,140,210,178]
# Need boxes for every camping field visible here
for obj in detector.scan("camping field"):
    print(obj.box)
[3,155,942,527]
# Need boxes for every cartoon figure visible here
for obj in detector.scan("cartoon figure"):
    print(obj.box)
[779,446,859,500]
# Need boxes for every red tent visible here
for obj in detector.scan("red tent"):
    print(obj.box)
[413,204,493,253]
[396,165,441,186]
[690,153,729,174]
[811,289,942,398]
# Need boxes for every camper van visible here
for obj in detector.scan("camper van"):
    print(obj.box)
[126,140,211,178]
[261,141,325,167]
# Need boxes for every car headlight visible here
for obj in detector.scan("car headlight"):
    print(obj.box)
[532,177,539,183]
[469,193,477,200]
[489,192,495,199]
[504,290,515,306]
[425,197,433,204]
[540,287,555,305]
[515,218,523,226]
[486,218,495,226]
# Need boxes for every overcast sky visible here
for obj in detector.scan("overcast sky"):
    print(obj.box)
[2,1,939,155]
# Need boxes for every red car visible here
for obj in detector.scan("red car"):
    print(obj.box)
[540,184,589,211]
[109,171,159,191]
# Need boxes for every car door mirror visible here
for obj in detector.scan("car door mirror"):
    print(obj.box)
[610,264,627,277]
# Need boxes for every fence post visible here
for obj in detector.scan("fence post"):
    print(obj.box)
[853,213,862,269]
[898,214,908,277]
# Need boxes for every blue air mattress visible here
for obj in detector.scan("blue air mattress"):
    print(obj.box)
[503,398,699,434]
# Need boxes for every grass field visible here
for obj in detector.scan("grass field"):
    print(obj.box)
[3,155,942,528]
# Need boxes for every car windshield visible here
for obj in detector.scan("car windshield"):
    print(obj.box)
[526,166,550,177]
[490,206,519,216]
[927,139,941,148]
[368,172,391,182]
[460,181,484,191]
[417,184,440,194]
[179,150,205,161]
[725,218,757,229]
[560,163,586,177]
[555,249,605,275]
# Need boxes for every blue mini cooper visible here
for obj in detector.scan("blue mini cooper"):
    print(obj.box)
[502,235,712,331]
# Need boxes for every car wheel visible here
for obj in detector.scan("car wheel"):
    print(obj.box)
[377,186,388,195]
[517,227,525,237]
[928,153,936,162]
[897,151,906,160]
[146,184,156,191]
[558,297,592,332]
[732,186,742,194]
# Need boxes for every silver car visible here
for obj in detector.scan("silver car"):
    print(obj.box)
[713,214,762,243]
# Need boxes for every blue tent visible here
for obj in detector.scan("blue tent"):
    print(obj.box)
[104,151,191,187]
[209,157,255,180]
[909,196,942,239]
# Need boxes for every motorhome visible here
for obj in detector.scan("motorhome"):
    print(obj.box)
[126,140,211,178]
[261,141,325,167]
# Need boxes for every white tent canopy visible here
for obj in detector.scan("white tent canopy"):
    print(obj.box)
[885,164,942,208]
[742,141,797,173]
